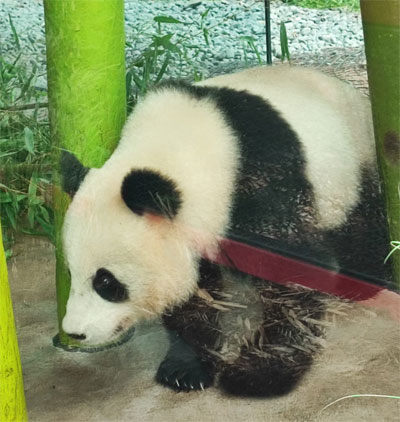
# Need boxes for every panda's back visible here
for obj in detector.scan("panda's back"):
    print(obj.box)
[200,66,376,230]
[112,66,375,239]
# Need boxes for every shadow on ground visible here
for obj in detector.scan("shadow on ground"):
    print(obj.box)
[8,236,400,422]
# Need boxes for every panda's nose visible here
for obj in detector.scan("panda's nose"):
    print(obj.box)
[66,332,87,341]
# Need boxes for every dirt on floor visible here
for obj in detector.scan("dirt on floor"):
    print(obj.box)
[7,236,400,422]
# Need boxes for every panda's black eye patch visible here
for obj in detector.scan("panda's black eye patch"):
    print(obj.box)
[93,268,129,303]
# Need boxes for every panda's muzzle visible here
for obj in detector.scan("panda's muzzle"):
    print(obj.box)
[66,332,87,341]
[59,325,135,352]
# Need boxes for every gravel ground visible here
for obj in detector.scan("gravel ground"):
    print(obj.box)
[0,0,366,86]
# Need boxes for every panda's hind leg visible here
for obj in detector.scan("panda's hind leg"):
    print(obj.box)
[219,346,312,397]
[218,280,327,397]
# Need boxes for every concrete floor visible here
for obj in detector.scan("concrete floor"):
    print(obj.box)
[7,236,400,422]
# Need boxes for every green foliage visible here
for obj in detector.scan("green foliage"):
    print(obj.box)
[125,9,238,110]
[280,0,360,11]
[279,22,291,63]
[0,20,52,258]
[240,36,263,65]
[8,14,20,49]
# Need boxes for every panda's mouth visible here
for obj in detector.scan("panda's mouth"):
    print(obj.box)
[77,324,136,352]
[53,324,136,353]
[110,323,136,345]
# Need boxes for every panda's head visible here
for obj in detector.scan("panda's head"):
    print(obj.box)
[60,151,199,345]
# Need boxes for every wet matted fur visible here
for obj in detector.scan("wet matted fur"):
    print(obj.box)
[161,260,346,397]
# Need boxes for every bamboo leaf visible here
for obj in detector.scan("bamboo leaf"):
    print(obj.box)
[24,126,35,154]
[36,215,54,238]
[152,34,182,55]
[19,64,37,99]
[27,206,35,228]
[155,53,171,83]
[39,205,50,223]
[8,14,20,49]
[125,70,132,101]
[28,173,38,200]
[131,72,144,91]
[0,192,12,203]
[201,8,211,19]
[203,28,210,46]
[280,21,291,62]
[154,16,183,24]
[5,204,17,229]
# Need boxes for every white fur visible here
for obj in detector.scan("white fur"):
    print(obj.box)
[199,65,375,228]
[62,66,375,344]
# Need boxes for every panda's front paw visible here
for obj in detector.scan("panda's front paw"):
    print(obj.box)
[156,356,214,392]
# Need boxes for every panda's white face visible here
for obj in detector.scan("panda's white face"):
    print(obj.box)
[60,84,241,345]
[61,166,200,345]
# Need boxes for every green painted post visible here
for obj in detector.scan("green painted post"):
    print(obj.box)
[43,0,126,348]
[361,0,400,287]
[0,222,28,422]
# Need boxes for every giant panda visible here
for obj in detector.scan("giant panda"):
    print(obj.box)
[60,65,390,397]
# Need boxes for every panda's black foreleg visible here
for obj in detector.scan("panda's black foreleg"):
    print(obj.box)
[156,331,215,392]
[157,260,223,392]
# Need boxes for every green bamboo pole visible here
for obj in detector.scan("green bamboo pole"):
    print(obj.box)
[360,0,400,287]
[0,222,28,422]
[43,0,126,348]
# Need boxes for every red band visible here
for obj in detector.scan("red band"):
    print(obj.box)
[215,238,387,301]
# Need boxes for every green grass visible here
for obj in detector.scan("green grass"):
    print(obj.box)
[280,0,360,11]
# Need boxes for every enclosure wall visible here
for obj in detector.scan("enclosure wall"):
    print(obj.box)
[43,0,126,347]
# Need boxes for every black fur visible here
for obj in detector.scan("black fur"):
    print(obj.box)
[156,331,215,392]
[154,82,392,397]
[121,169,182,218]
[325,167,392,286]
[60,150,89,197]
[156,81,315,243]
[218,350,311,397]
[155,82,391,285]
[162,260,327,397]
[161,261,222,392]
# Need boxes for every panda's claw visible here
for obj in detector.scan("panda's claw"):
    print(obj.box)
[156,354,214,392]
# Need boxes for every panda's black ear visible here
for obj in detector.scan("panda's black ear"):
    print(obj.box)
[121,169,182,219]
[60,150,90,198]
